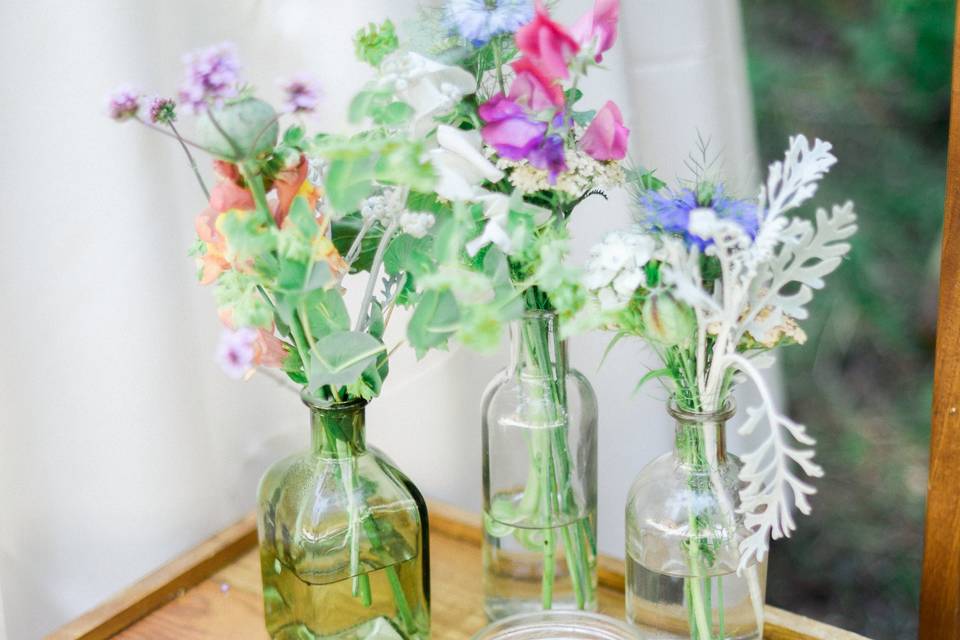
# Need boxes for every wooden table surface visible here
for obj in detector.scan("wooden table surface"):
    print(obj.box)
[50,502,869,640]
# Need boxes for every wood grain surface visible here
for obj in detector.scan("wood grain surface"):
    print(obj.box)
[919,4,960,639]
[49,501,869,639]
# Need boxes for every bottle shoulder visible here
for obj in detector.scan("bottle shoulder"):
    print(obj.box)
[626,452,744,516]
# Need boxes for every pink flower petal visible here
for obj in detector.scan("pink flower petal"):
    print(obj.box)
[571,0,620,62]
[514,1,579,81]
[580,100,629,161]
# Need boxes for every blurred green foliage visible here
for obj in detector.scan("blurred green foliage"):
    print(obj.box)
[741,1,953,637]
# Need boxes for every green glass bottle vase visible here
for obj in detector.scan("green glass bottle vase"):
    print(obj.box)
[257,397,430,639]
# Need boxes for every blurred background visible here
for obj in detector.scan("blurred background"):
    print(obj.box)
[0,1,949,638]
[744,1,950,637]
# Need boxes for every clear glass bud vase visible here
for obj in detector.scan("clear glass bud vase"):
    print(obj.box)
[257,397,430,640]
[481,310,599,619]
[625,400,767,640]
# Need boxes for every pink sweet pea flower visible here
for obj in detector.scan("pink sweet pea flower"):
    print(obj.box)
[514,1,580,81]
[571,0,620,62]
[580,100,629,161]
[509,57,565,110]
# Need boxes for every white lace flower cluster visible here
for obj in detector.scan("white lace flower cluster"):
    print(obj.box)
[495,145,626,197]
[583,229,655,311]
[360,187,436,238]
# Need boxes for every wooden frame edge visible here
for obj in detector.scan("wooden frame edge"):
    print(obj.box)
[48,500,869,639]
[919,3,960,638]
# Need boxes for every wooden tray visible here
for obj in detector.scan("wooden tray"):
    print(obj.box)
[48,501,868,639]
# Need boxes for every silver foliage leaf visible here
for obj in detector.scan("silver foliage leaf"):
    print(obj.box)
[724,354,825,571]
[747,201,857,338]
[760,135,837,221]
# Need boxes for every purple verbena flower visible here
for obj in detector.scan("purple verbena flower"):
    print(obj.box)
[107,85,142,121]
[638,184,758,249]
[279,73,322,114]
[216,327,257,379]
[528,134,567,184]
[178,42,241,114]
[446,0,534,46]
[149,97,177,124]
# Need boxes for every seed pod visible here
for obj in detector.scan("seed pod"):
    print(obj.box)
[196,97,279,161]
[642,293,696,347]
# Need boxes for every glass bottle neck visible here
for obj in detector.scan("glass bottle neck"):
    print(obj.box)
[508,310,568,382]
[669,400,735,468]
[305,399,367,457]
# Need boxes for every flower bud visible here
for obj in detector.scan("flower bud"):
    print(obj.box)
[642,293,696,347]
[196,97,278,161]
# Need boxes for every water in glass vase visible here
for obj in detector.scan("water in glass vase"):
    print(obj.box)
[625,550,766,640]
[260,539,428,640]
[483,496,597,619]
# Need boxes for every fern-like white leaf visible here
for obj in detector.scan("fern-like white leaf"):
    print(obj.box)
[719,354,824,571]
[761,135,837,221]
[747,201,857,338]
[737,406,824,570]
[748,136,837,270]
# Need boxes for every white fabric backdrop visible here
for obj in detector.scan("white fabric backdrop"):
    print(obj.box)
[0,1,760,637]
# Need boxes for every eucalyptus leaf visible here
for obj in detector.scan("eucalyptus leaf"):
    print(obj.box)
[348,90,392,124]
[332,213,383,273]
[407,289,459,358]
[307,331,386,390]
[283,125,305,147]
[374,141,435,191]
[325,155,376,214]
[375,101,415,127]
[384,234,433,277]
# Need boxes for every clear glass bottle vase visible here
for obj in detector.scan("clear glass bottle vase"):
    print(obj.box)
[481,310,599,620]
[625,399,767,640]
[257,397,430,640]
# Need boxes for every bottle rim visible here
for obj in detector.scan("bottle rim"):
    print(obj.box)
[667,396,736,423]
[299,391,368,412]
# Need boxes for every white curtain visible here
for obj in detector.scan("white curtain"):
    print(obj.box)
[0,1,758,637]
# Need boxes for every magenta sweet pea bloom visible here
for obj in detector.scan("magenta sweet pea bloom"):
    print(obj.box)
[571,0,620,62]
[580,100,629,160]
[514,1,579,81]
[479,94,548,160]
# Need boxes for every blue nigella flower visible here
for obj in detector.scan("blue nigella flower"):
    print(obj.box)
[638,184,759,249]
[445,0,534,47]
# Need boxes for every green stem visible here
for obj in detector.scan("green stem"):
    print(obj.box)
[685,579,699,638]
[243,166,273,223]
[538,430,556,609]
[687,553,713,640]
[681,421,716,640]
[515,305,595,610]
[493,37,506,96]
[361,515,415,633]
[716,576,726,639]
[168,122,210,200]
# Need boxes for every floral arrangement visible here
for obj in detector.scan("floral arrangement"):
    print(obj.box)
[108,0,630,620]
[584,135,856,563]
[381,0,631,612]
[581,135,856,633]
[392,0,627,355]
